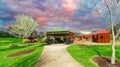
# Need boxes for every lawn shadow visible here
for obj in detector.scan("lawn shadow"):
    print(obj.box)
[77,44,111,63]
[92,47,111,63]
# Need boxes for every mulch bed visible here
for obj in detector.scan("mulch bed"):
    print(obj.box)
[7,49,34,57]
[93,56,120,67]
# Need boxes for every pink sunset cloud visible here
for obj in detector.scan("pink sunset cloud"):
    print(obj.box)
[1,0,111,32]
[36,17,47,28]
[19,0,78,28]
[4,25,10,30]
[36,17,46,22]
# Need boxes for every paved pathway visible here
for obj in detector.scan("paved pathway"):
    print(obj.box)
[35,44,82,67]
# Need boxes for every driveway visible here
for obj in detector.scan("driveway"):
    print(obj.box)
[35,44,82,67]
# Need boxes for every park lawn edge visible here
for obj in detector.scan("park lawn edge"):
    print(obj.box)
[67,44,97,67]
[67,44,120,67]
[0,43,44,67]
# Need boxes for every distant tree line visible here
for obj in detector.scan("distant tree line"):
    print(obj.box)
[0,30,45,38]
[0,30,15,38]
[0,14,45,38]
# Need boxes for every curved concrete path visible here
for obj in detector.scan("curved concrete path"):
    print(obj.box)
[35,44,82,67]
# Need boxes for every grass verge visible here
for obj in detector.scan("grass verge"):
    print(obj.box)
[67,45,120,67]
[0,44,44,67]
[0,38,22,46]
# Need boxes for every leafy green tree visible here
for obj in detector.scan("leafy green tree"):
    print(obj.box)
[0,30,4,37]
[9,14,38,38]
[0,30,10,38]
[39,32,45,38]
[31,31,38,36]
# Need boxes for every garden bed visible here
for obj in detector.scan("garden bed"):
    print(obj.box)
[67,45,120,67]
[0,38,44,67]
[7,49,34,57]
[93,56,120,67]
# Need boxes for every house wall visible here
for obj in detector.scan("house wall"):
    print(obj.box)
[92,33,110,43]
[92,34,98,42]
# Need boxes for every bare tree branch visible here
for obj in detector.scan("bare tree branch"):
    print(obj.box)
[115,28,120,38]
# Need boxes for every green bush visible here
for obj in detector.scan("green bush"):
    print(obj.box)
[33,38,39,42]
[9,44,18,48]
[41,37,47,43]
[23,39,30,44]
[23,37,40,44]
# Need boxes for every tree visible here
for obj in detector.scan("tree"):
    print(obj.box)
[9,14,38,38]
[98,0,120,64]
[0,30,10,38]
[38,32,45,38]
[0,30,4,37]
[31,31,38,36]
[79,0,120,65]
[108,23,120,40]
[114,23,120,40]
[74,32,83,37]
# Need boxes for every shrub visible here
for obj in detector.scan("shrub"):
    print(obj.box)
[33,38,39,42]
[9,44,18,48]
[23,39,30,44]
[23,36,39,44]
[41,37,47,43]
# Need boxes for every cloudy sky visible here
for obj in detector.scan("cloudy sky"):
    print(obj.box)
[0,0,119,32]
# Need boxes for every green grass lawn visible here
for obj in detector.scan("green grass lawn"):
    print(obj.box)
[67,45,120,67]
[0,38,22,46]
[0,38,44,67]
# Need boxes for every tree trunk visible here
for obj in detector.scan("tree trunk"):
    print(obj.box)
[111,22,116,65]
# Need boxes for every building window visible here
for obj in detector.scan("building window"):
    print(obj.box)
[100,36,103,39]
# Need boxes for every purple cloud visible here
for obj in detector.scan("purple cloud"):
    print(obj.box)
[0,0,117,32]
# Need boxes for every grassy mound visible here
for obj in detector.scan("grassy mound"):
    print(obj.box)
[0,38,22,46]
[0,38,44,67]
[67,45,120,67]
[0,44,44,67]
